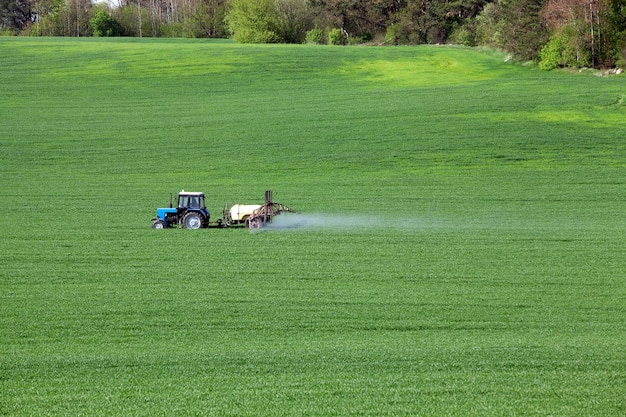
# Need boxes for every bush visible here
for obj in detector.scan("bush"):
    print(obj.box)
[225,0,281,43]
[539,26,591,70]
[539,35,564,70]
[91,8,124,37]
[328,28,347,45]
[160,23,183,38]
[450,21,476,46]
[384,24,399,45]
[384,21,421,45]
[305,27,324,44]
[348,33,371,45]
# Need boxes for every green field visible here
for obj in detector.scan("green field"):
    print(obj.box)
[1,37,625,416]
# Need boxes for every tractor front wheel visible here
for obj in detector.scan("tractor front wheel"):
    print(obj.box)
[152,220,166,229]
[183,212,203,229]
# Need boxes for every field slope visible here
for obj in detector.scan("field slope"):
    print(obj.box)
[1,38,625,416]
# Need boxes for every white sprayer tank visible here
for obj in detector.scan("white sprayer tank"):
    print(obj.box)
[229,204,262,222]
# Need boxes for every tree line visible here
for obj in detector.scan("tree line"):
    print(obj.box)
[2,0,625,68]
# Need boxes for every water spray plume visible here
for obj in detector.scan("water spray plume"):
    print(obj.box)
[253,212,385,231]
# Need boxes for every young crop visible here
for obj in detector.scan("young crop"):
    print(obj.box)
[1,38,624,416]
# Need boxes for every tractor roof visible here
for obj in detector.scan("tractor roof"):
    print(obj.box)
[178,190,204,196]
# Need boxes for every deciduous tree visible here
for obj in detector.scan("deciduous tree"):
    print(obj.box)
[498,0,548,60]
[275,0,312,43]
[1,0,34,31]
[542,0,617,67]
[90,4,124,35]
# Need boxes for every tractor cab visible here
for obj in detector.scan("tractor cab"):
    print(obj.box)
[178,192,206,211]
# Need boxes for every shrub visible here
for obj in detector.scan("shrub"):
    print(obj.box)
[539,35,564,70]
[328,28,347,45]
[384,21,420,45]
[384,24,399,45]
[305,27,324,44]
[450,21,476,46]
[160,23,183,38]
[348,33,371,45]
[539,25,591,70]
[225,0,281,43]
[90,8,124,37]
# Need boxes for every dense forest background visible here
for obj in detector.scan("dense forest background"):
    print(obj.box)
[1,0,625,68]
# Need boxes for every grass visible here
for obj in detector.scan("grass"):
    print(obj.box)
[1,37,625,416]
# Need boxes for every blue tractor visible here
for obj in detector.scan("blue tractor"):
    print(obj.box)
[152,190,210,229]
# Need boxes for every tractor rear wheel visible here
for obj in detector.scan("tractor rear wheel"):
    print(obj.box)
[183,212,203,229]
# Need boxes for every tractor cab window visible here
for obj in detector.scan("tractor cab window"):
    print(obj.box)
[178,194,205,209]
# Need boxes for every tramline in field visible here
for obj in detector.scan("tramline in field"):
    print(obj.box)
[151,190,294,229]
